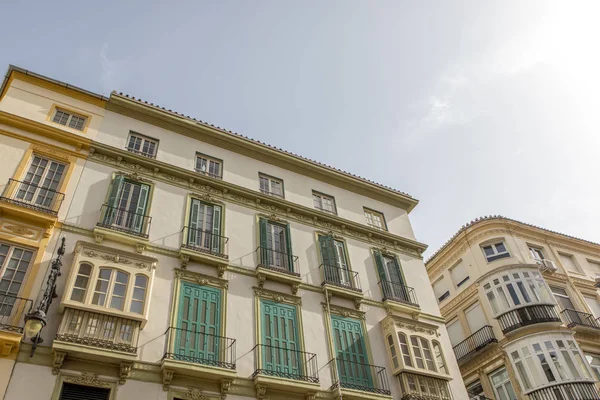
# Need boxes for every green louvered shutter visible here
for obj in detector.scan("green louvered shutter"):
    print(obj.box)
[103,174,123,225]
[188,199,201,245]
[331,315,373,389]
[212,205,222,254]
[284,224,294,272]
[319,235,340,283]
[373,250,390,298]
[260,300,301,376]
[259,218,270,266]
[133,184,150,233]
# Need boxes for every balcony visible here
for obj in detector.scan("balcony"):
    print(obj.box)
[161,326,236,382]
[125,146,156,159]
[255,247,302,292]
[379,280,419,309]
[453,326,497,364]
[0,179,64,220]
[180,226,229,271]
[53,308,140,361]
[251,344,319,395]
[320,264,363,307]
[528,381,600,400]
[497,304,561,334]
[194,168,222,180]
[561,309,600,332]
[328,357,391,398]
[397,372,452,400]
[96,204,151,240]
[259,188,284,198]
[0,295,33,357]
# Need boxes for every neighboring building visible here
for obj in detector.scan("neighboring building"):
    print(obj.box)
[426,216,600,400]
[0,65,468,400]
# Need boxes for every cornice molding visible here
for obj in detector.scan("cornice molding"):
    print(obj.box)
[253,286,301,306]
[175,268,229,289]
[63,372,112,388]
[74,240,157,272]
[323,303,365,320]
[439,284,478,317]
[88,145,426,257]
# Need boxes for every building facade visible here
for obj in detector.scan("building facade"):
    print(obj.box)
[0,66,467,400]
[426,216,600,400]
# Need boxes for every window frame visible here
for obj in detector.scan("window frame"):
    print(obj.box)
[489,367,518,400]
[528,245,545,263]
[363,207,387,231]
[50,106,88,131]
[258,173,285,198]
[558,252,582,273]
[195,152,223,179]
[450,260,469,288]
[481,241,511,262]
[0,242,36,299]
[312,191,337,215]
[125,131,159,158]
[585,353,600,381]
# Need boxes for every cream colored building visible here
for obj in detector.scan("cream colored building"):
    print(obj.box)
[426,216,600,400]
[0,65,467,400]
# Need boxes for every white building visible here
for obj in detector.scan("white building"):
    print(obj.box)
[0,65,467,400]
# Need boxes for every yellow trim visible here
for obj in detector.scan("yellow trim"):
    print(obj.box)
[46,103,92,134]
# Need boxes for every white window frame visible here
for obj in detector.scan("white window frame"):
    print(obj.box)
[528,245,545,264]
[364,208,387,231]
[52,108,87,131]
[312,191,337,214]
[489,367,518,400]
[0,243,35,298]
[195,153,223,179]
[585,353,600,381]
[259,174,284,198]
[126,132,158,158]
[481,241,510,262]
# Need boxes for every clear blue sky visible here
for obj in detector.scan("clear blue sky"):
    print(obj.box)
[3,0,599,256]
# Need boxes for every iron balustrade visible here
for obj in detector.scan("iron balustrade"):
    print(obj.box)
[497,304,561,334]
[378,280,419,307]
[0,178,65,215]
[55,308,140,353]
[97,204,152,238]
[314,205,336,215]
[182,226,229,259]
[0,294,33,334]
[125,146,156,158]
[319,264,362,292]
[561,308,600,330]
[251,344,319,383]
[163,326,236,370]
[327,357,391,395]
[255,246,299,276]
[194,168,222,180]
[453,325,497,363]
[397,372,452,400]
[259,188,284,198]
[528,381,600,400]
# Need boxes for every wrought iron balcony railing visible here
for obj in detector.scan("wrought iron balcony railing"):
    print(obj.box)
[194,168,222,180]
[259,188,284,198]
[328,357,391,395]
[251,344,319,383]
[497,304,561,334]
[528,381,600,400]
[378,280,419,307]
[181,226,229,259]
[0,179,65,215]
[0,294,33,334]
[560,308,600,330]
[55,308,140,354]
[398,372,452,400]
[125,146,156,158]
[319,264,362,292]
[256,246,299,276]
[453,325,497,363]
[163,326,236,370]
[314,205,336,215]
[97,204,152,238]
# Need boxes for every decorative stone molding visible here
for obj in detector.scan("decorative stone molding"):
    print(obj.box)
[220,379,233,399]
[291,283,300,295]
[180,254,190,268]
[217,265,227,278]
[94,233,104,243]
[258,212,288,224]
[76,242,156,272]
[2,223,35,237]
[255,383,268,400]
[176,268,229,289]
[254,286,301,306]
[181,388,208,400]
[32,144,71,161]
[135,243,147,254]
[119,361,133,385]
[162,369,175,391]
[52,351,66,375]
[63,372,112,388]
[305,394,317,400]
[190,192,224,205]
[323,303,366,320]
[120,171,153,183]
[439,284,478,316]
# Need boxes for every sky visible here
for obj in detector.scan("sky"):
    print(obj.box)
[3,1,600,257]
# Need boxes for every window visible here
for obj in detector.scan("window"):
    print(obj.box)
[450,261,469,288]
[261,300,302,377]
[388,335,399,368]
[70,263,92,302]
[399,373,451,400]
[59,383,110,400]
[465,303,487,334]
[259,174,284,198]
[0,244,34,301]
[92,269,130,310]
[550,286,575,310]
[447,319,465,347]
[482,242,510,262]
[585,296,600,319]
[101,175,150,235]
[331,315,371,389]
[14,155,66,211]
[482,269,553,316]
[489,368,517,400]
[312,191,337,214]
[318,235,354,288]
[195,153,222,179]
[466,380,485,399]
[585,353,600,380]
[258,218,293,272]
[126,132,158,158]
[130,275,147,314]
[433,277,450,303]
[398,333,413,367]
[52,108,87,131]
[432,341,447,374]
[587,260,600,275]
[185,199,223,254]
[373,250,409,303]
[410,336,435,371]
[364,208,387,231]
[529,246,545,263]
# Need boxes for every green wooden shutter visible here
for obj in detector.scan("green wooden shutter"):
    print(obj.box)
[285,224,294,272]
[331,315,373,389]
[259,218,270,265]
[188,199,201,245]
[133,184,150,233]
[103,174,124,225]
[260,300,301,376]
[373,250,386,281]
[212,205,222,254]
[319,235,340,283]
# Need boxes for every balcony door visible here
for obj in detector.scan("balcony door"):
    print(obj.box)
[319,235,351,287]
[187,199,222,253]
[331,315,373,389]
[260,300,301,376]
[259,219,292,271]
[0,243,34,318]
[105,176,149,233]
[374,251,407,301]
[174,282,221,363]
[16,155,65,209]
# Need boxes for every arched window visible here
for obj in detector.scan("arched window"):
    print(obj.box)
[387,335,399,368]
[92,268,130,310]
[130,275,148,314]
[70,263,92,302]
[433,341,448,374]
[410,336,436,371]
[398,333,413,367]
